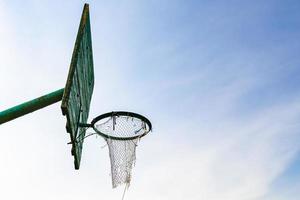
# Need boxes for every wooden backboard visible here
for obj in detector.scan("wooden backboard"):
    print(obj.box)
[61,4,94,169]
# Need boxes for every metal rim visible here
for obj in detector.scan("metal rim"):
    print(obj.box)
[91,111,152,140]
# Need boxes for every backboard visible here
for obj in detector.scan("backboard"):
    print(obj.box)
[61,4,94,169]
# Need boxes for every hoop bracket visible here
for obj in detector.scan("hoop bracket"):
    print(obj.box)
[78,123,92,127]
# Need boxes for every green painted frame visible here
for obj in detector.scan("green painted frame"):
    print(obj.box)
[61,4,94,169]
[0,89,64,124]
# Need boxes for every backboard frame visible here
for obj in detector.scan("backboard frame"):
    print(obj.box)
[61,4,94,169]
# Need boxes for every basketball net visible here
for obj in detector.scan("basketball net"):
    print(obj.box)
[96,115,146,188]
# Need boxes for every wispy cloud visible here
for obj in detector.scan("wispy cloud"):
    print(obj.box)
[129,99,300,200]
[0,1,300,200]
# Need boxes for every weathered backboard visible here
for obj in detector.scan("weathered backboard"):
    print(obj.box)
[61,4,94,169]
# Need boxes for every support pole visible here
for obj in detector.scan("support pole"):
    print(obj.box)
[0,88,64,124]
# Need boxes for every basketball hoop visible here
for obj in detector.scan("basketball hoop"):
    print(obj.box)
[0,3,153,197]
[91,111,152,140]
[81,111,152,188]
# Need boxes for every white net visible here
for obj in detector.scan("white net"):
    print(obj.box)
[95,115,148,188]
[106,138,138,188]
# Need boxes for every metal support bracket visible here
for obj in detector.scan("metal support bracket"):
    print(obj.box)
[0,88,64,124]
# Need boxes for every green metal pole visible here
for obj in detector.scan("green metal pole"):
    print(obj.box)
[0,88,64,124]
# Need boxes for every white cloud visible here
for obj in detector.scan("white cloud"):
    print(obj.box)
[127,100,300,200]
[0,1,299,200]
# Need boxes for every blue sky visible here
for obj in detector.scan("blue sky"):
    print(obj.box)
[0,1,300,199]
